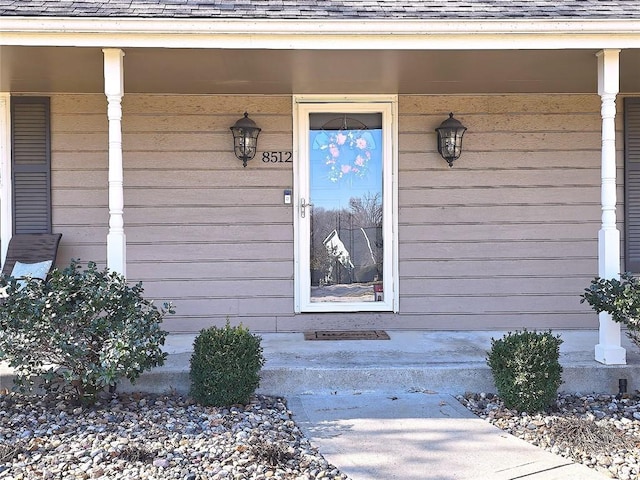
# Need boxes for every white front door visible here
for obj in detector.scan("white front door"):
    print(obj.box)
[294,97,398,313]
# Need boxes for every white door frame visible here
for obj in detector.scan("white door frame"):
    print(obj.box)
[293,94,399,313]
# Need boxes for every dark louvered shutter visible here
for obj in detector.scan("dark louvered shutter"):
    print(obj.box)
[11,97,51,234]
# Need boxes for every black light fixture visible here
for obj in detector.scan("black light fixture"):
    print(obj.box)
[435,112,467,167]
[230,112,261,167]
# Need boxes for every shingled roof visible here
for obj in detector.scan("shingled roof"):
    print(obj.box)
[2,0,640,20]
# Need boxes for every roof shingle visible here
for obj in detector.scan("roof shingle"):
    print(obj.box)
[3,0,640,20]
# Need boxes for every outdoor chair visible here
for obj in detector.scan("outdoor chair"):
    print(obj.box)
[1,233,62,281]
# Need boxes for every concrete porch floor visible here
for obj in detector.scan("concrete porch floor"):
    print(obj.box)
[122,329,640,397]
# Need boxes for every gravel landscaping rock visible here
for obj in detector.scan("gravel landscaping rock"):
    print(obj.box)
[458,392,640,480]
[3,389,638,480]
[0,392,349,480]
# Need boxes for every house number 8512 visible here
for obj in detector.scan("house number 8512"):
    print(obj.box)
[262,152,292,163]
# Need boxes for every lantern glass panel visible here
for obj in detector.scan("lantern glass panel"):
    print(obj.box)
[233,131,257,160]
[435,113,466,167]
[230,113,261,167]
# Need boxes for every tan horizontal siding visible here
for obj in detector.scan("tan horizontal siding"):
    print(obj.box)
[400,169,601,188]
[400,239,595,260]
[49,95,106,114]
[121,94,294,328]
[142,279,293,298]
[125,170,291,187]
[398,94,601,114]
[401,131,602,153]
[129,260,292,280]
[50,95,109,266]
[49,93,295,331]
[56,246,107,269]
[120,132,291,152]
[53,133,291,156]
[122,95,292,115]
[402,151,622,170]
[399,294,587,314]
[52,188,107,207]
[123,187,291,207]
[53,207,109,225]
[52,171,107,188]
[400,113,602,133]
[401,276,593,295]
[52,113,107,132]
[123,206,292,225]
[122,113,291,133]
[161,316,277,333]
[51,152,107,169]
[400,222,600,241]
[155,297,293,317]
[47,93,608,333]
[126,224,293,242]
[400,186,600,205]
[52,133,107,151]
[128,242,292,261]
[396,94,607,332]
[399,259,597,277]
[401,205,599,223]
[274,312,596,332]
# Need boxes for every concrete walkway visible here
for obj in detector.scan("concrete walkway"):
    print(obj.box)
[289,392,610,480]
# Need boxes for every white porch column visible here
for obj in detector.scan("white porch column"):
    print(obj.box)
[595,49,626,365]
[0,93,11,265]
[103,48,126,276]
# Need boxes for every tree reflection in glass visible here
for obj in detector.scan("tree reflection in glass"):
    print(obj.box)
[308,113,383,303]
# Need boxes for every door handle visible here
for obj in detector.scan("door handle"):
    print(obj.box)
[300,198,314,218]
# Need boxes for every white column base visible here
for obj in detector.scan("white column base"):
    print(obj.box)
[595,343,626,365]
[595,312,626,364]
[107,231,126,277]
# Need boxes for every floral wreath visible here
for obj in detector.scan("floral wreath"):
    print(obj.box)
[313,129,376,183]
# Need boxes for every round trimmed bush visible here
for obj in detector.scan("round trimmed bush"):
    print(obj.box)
[487,330,563,413]
[190,323,265,406]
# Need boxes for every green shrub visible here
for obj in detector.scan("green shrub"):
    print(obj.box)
[581,273,640,348]
[190,322,265,406]
[486,330,563,413]
[0,260,172,404]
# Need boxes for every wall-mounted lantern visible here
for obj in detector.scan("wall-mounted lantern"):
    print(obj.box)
[230,112,261,167]
[435,113,467,167]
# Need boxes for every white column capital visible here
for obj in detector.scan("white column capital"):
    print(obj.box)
[102,48,125,97]
[597,49,620,97]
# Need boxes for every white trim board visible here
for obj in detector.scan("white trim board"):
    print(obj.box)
[5,18,640,49]
[0,93,11,265]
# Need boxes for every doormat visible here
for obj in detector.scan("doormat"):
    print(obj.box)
[304,330,390,341]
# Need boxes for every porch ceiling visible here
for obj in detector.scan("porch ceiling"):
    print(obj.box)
[4,46,640,95]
